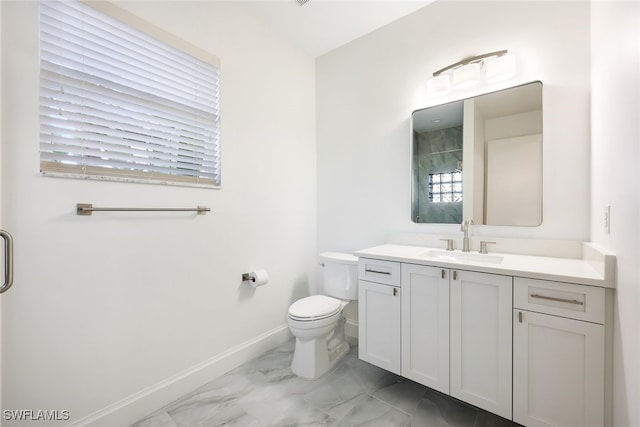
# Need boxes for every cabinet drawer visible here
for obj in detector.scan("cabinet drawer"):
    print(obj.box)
[514,277,605,324]
[358,258,400,286]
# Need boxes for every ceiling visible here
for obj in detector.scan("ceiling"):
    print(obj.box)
[239,0,435,57]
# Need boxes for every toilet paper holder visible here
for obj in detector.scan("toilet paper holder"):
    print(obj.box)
[241,270,269,288]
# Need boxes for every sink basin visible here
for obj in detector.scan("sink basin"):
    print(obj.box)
[424,250,504,264]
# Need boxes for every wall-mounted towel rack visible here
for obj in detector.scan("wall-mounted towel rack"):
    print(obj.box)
[77,203,210,216]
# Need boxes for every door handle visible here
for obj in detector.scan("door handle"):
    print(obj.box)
[0,230,14,294]
[365,269,391,275]
[530,293,584,305]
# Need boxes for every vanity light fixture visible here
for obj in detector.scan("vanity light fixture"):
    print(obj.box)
[453,62,481,89]
[485,52,517,83]
[426,74,451,98]
[426,50,516,98]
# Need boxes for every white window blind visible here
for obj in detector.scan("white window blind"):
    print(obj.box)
[39,0,221,188]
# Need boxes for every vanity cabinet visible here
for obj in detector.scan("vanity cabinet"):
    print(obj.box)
[358,259,401,374]
[361,259,512,418]
[400,264,450,394]
[450,270,513,419]
[356,243,613,427]
[513,278,606,427]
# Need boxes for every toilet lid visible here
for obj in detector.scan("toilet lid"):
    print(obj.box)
[289,295,342,320]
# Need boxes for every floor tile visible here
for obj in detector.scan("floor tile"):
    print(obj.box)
[165,371,260,427]
[131,340,523,427]
[373,379,428,415]
[475,410,523,427]
[130,410,179,427]
[416,388,479,427]
[322,393,366,424]
[337,394,410,427]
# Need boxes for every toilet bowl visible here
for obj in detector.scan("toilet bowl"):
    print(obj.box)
[287,252,358,380]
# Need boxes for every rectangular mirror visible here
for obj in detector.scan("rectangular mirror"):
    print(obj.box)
[411,81,542,226]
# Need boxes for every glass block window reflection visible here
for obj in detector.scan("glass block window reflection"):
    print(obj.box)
[428,171,462,203]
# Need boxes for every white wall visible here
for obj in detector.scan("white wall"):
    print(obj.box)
[1,1,316,425]
[317,1,592,254]
[590,2,640,426]
[3,1,637,426]
[317,2,640,426]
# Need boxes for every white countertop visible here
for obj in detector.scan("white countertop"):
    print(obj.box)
[355,244,616,288]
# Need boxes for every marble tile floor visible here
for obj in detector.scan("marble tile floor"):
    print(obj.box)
[131,340,522,427]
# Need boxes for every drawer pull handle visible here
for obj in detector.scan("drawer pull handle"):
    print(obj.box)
[530,293,584,305]
[365,269,391,275]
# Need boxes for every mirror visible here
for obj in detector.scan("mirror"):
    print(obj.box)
[411,81,542,226]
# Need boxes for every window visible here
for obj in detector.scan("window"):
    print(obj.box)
[428,171,462,203]
[39,0,221,188]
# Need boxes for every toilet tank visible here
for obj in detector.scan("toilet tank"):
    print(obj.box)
[319,252,359,300]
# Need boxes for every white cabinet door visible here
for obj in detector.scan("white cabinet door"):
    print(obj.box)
[450,270,513,419]
[401,263,449,394]
[358,280,401,374]
[513,310,605,427]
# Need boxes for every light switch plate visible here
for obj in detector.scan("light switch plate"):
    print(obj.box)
[604,205,611,234]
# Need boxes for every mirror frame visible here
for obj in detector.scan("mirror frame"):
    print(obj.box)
[410,81,543,226]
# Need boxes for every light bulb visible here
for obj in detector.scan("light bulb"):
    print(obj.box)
[426,74,451,98]
[453,62,481,89]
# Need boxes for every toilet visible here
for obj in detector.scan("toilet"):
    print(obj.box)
[287,252,358,380]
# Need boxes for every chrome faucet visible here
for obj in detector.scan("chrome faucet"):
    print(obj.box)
[461,219,474,252]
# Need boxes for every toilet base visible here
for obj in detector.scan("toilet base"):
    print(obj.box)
[291,338,349,380]
[290,320,350,380]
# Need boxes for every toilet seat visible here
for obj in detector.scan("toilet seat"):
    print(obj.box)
[288,295,343,321]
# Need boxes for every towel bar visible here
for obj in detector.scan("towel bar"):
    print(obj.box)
[77,203,210,216]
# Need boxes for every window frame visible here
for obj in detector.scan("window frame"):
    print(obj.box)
[428,170,463,203]
[39,0,222,188]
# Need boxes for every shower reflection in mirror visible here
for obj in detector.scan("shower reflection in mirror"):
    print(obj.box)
[411,82,543,226]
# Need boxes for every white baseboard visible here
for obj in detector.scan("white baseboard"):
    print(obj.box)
[345,318,358,340]
[68,325,291,427]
